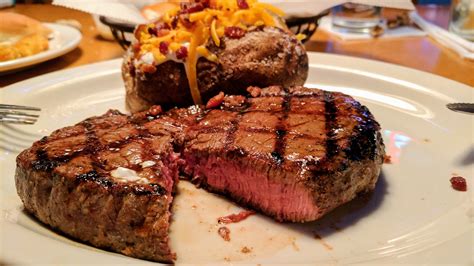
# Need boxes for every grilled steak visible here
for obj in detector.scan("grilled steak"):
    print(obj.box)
[182,86,384,222]
[15,86,384,261]
[15,108,198,262]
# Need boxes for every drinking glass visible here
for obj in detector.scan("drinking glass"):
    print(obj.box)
[332,3,381,30]
[449,0,474,40]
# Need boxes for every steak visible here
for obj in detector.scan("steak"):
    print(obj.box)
[182,86,385,222]
[15,86,384,262]
[15,108,198,262]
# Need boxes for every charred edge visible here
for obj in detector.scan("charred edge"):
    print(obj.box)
[271,88,291,164]
[323,91,338,159]
[39,136,48,144]
[32,149,59,171]
[346,105,379,161]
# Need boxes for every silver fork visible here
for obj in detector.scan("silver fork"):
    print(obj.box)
[0,104,41,124]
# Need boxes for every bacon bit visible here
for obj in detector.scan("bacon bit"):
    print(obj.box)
[383,155,392,164]
[206,91,225,109]
[159,41,169,55]
[149,23,170,36]
[450,176,467,191]
[140,64,157,74]
[147,27,157,36]
[247,86,261,97]
[218,226,230,241]
[157,22,170,30]
[132,43,141,53]
[218,210,255,224]
[180,15,195,28]
[134,24,147,40]
[198,0,210,8]
[176,46,188,60]
[224,26,246,39]
[148,105,163,116]
[157,28,170,37]
[171,16,179,29]
[237,0,249,9]
[241,246,252,253]
[128,62,136,77]
[180,2,206,14]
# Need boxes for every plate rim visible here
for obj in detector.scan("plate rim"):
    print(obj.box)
[0,52,472,264]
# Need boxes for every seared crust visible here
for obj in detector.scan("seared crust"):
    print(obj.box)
[123,27,308,112]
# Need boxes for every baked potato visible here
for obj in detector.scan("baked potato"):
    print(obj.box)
[122,0,308,112]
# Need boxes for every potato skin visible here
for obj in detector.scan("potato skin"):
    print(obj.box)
[123,27,308,113]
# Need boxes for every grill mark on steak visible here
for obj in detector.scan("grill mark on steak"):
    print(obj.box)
[83,119,105,173]
[32,149,59,171]
[271,87,290,164]
[346,105,380,161]
[323,91,338,159]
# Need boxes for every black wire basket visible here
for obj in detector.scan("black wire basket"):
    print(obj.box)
[100,10,329,50]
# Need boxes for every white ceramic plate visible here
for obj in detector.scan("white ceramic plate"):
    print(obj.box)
[0,23,82,73]
[0,53,472,264]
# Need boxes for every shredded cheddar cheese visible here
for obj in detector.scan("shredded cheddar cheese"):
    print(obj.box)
[211,19,220,46]
[295,33,307,42]
[135,0,288,105]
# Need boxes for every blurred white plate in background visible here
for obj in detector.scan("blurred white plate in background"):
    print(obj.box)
[0,23,82,73]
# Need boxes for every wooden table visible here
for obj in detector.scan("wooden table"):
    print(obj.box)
[1,4,473,88]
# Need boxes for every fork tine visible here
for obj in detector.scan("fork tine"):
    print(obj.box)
[0,117,37,124]
[0,104,41,111]
[0,110,40,118]
[0,104,41,124]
